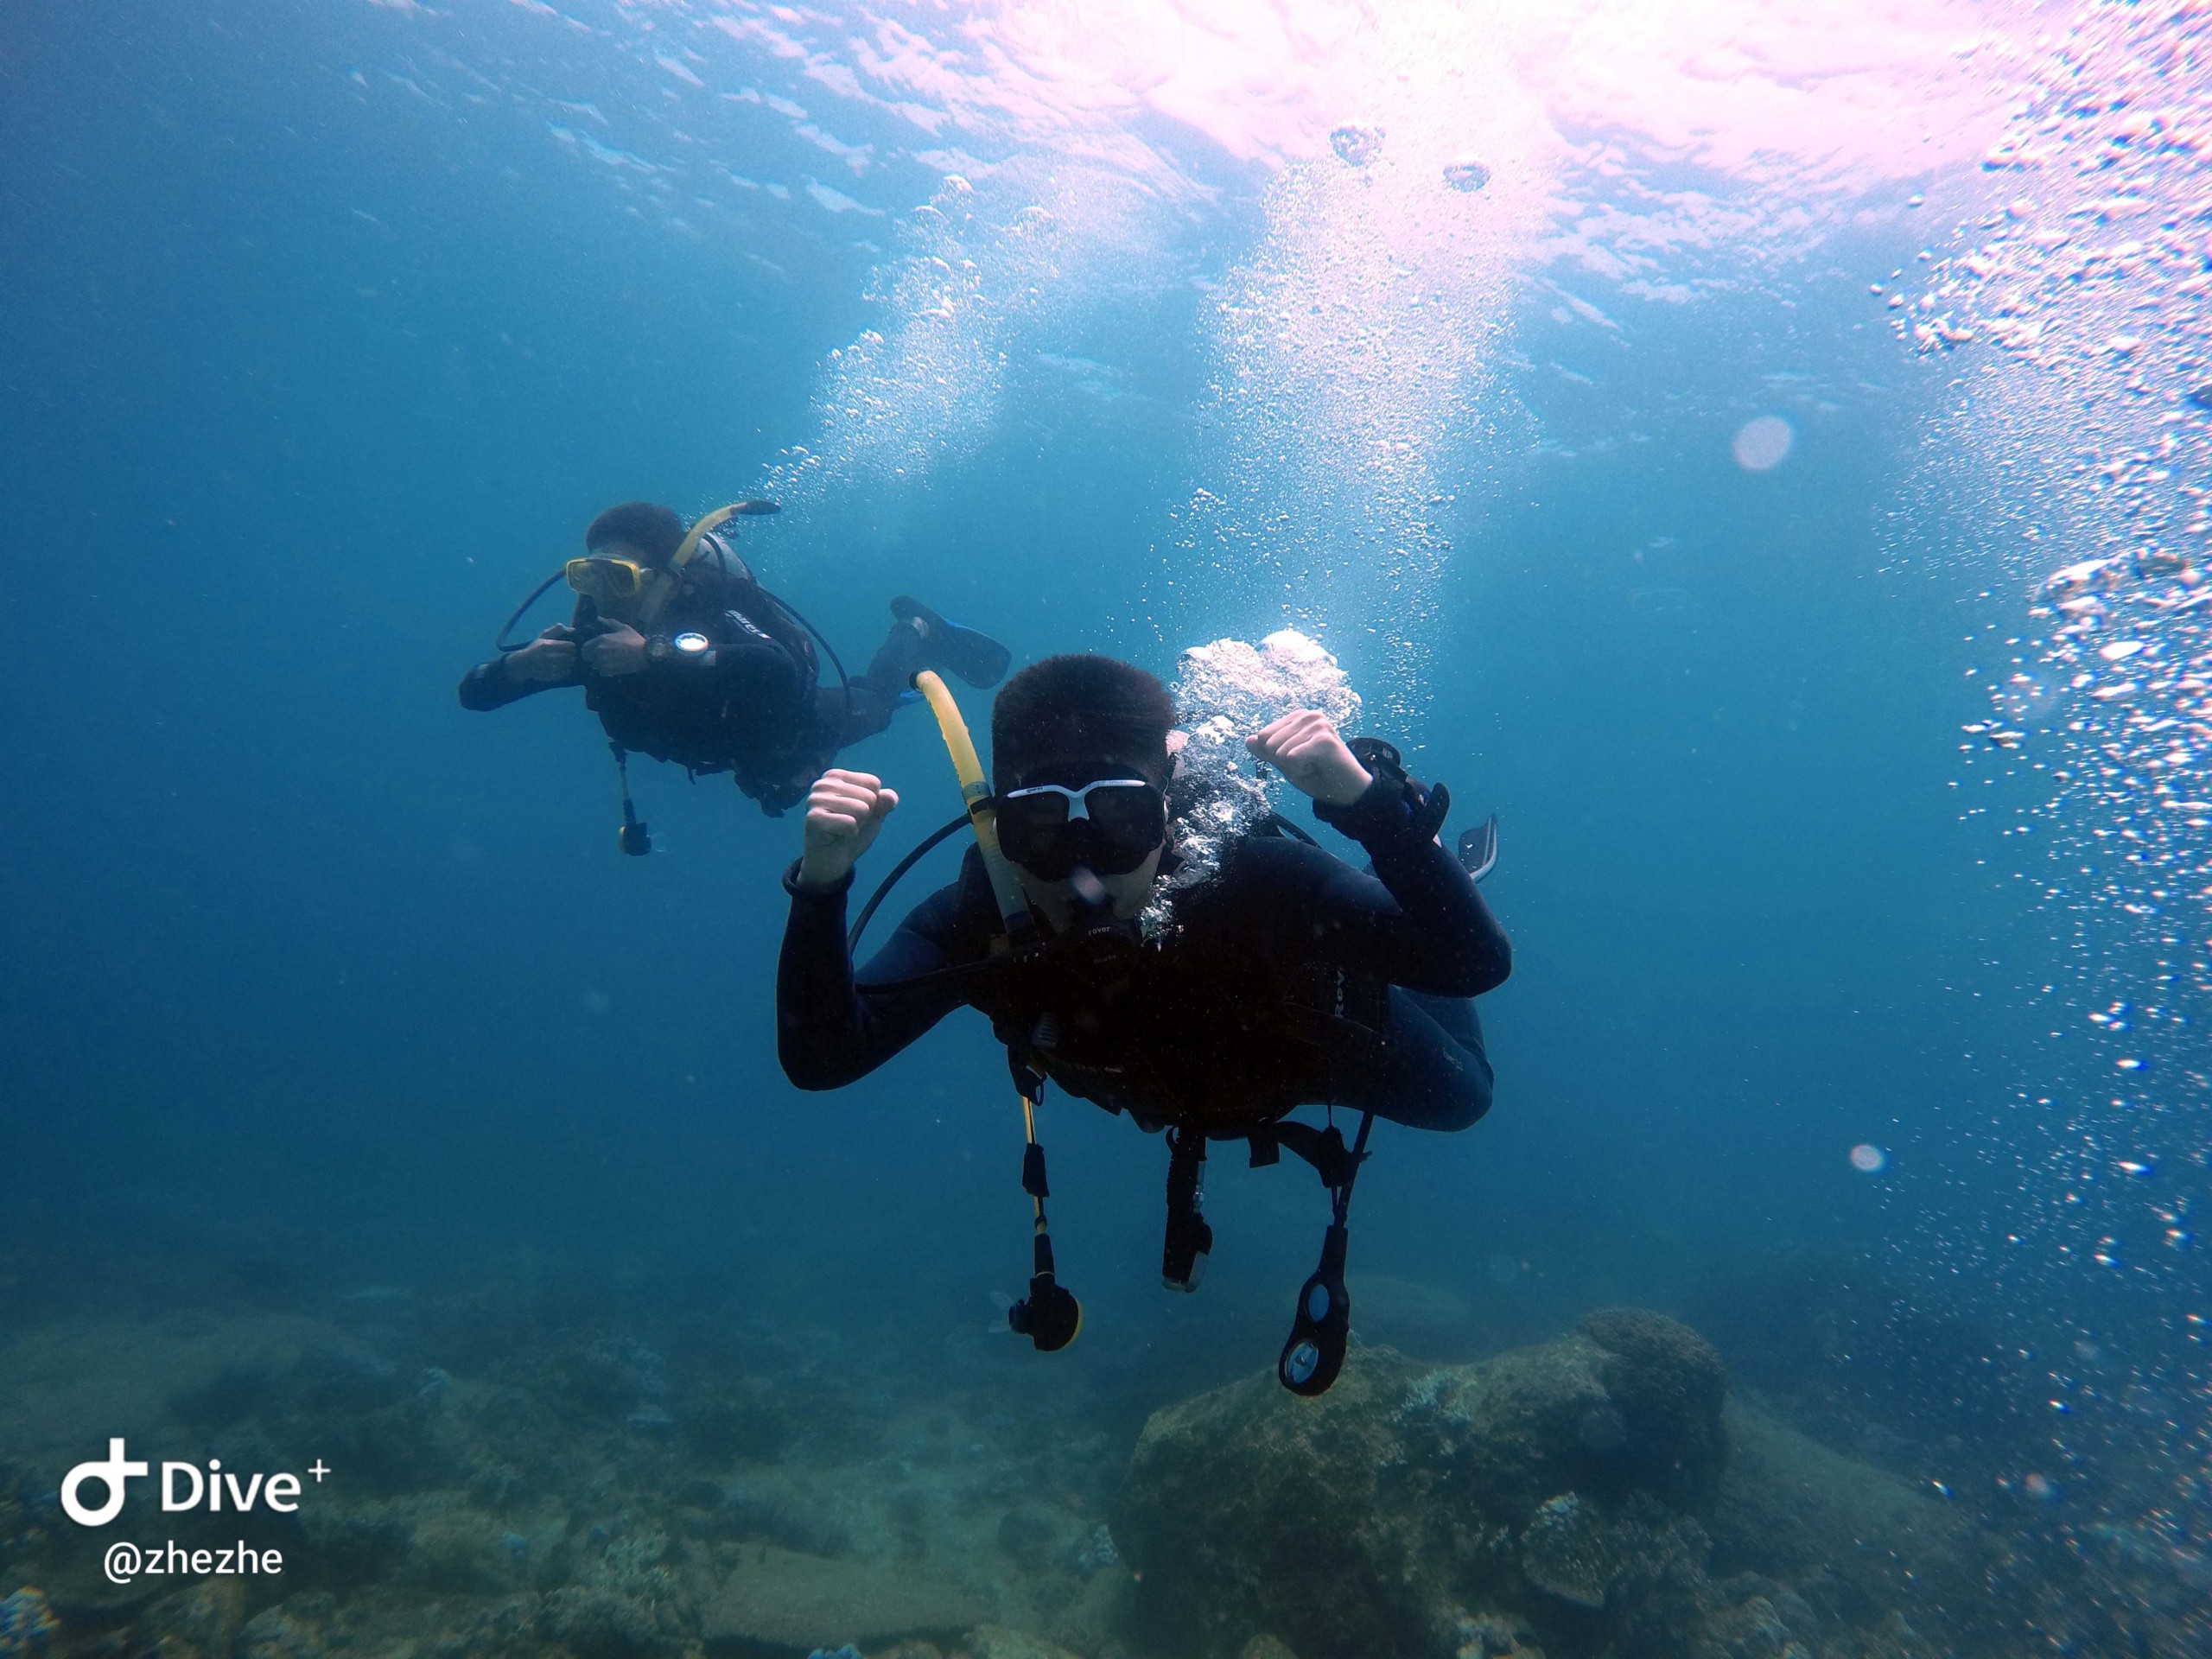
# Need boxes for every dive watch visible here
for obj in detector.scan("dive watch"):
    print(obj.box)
[647,632,713,666]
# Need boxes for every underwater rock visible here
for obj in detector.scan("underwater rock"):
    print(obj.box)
[1443,159,1492,192]
[140,1579,249,1659]
[1074,1523,1118,1577]
[1514,1487,1716,1628]
[237,1599,327,1659]
[1709,1402,1993,1639]
[962,1628,1087,1659]
[539,1583,690,1659]
[1444,1609,1541,1659]
[391,1499,533,1596]
[1238,1637,1300,1659]
[699,1544,984,1651]
[1575,1307,1730,1513]
[1384,1312,1726,1526]
[289,1502,415,1592]
[529,1524,697,1659]
[1116,1313,1985,1659]
[240,1588,538,1659]
[1116,1349,1430,1655]
[1517,1494,1612,1608]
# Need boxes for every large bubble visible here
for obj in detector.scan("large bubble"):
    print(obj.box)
[1140,629,1361,936]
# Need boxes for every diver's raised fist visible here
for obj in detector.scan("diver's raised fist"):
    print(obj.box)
[798,769,899,889]
[1247,709,1372,807]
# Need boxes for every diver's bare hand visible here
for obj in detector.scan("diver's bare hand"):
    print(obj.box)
[1248,710,1372,807]
[582,622,649,677]
[798,770,900,889]
[506,634,578,683]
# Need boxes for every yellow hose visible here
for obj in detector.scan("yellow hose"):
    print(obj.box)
[912,669,1034,947]
[671,504,745,569]
[671,499,779,569]
[914,673,1076,1351]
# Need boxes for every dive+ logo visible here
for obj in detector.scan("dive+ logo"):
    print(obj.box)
[60,1440,327,1526]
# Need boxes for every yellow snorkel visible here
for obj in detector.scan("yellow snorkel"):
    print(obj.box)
[911,669,1038,955]
[671,499,780,569]
[908,669,1077,1351]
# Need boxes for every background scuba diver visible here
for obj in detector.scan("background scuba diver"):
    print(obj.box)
[775,654,1510,1392]
[458,500,1013,824]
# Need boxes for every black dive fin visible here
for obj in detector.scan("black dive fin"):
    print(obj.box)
[892,596,1012,690]
[1457,814,1498,883]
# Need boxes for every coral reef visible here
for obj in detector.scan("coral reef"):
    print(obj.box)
[1113,1309,1990,1659]
[0,1281,1127,1659]
[0,1286,2184,1659]
[702,1545,984,1649]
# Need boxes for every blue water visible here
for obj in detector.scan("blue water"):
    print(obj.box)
[6,1,2210,1652]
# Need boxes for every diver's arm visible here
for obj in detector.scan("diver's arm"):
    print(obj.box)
[775,873,971,1090]
[609,628,804,706]
[1307,777,1512,996]
[456,645,575,711]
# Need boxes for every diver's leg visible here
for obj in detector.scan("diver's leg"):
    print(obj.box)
[1352,988,1494,1131]
[822,620,927,750]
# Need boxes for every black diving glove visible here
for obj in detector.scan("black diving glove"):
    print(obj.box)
[1313,737,1450,842]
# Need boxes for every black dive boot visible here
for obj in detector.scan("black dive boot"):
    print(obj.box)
[891,596,1012,690]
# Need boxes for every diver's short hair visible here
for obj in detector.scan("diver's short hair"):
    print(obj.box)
[991,654,1175,790]
[585,501,688,566]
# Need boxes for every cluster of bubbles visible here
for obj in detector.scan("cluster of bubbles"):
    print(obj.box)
[1903,0,2212,1584]
[758,165,1170,511]
[1908,1,2212,1014]
[1169,10,1549,724]
[1139,630,1359,938]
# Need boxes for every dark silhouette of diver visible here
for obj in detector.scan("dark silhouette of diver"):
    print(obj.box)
[459,501,1010,837]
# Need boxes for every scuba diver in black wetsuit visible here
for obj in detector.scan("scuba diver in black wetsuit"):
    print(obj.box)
[459,500,1011,842]
[775,653,1510,1394]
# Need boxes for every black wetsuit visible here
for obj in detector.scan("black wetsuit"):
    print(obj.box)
[458,541,923,814]
[777,778,1510,1132]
